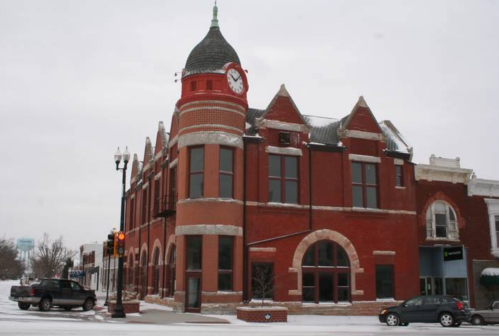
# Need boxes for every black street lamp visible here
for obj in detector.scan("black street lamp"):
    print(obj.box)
[112,146,130,318]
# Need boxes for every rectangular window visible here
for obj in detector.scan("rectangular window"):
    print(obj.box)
[376,265,394,298]
[206,80,213,90]
[268,155,298,204]
[445,278,468,301]
[218,236,233,291]
[219,147,234,198]
[186,236,202,271]
[351,162,378,208]
[395,165,403,187]
[142,188,148,224]
[252,263,274,300]
[496,216,499,247]
[190,81,197,91]
[189,147,204,198]
[130,198,135,230]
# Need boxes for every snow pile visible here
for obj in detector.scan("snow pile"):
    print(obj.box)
[304,115,338,128]
[482,268,499,276]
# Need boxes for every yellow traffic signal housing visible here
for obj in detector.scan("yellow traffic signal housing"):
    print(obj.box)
[116,231,126,257]
[113,232,119,257]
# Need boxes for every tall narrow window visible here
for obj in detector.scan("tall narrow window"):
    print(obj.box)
[206,80,213,90]
[425,201,458,239]
[395,165,403,187]
[130,198,135,230]
[142,188,148,224]
[189,147,204,198]
[218,236,233,291]
[351,162,377,208]
[268,155,298,204]
[186,236,202,271]
[495,216,499,247]
[190,81,197,91]
[219,147,234,198]
[376,265,394,298]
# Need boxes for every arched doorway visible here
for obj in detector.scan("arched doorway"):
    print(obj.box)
[152,248,161,295]
[302,240,351,303]
[127,253,135,291]
[139,251,148,299]
[167,245,176,297]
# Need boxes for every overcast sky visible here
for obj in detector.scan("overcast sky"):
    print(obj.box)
[0,0,498,251]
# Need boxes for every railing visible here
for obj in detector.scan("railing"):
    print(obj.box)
[153,195,177,218]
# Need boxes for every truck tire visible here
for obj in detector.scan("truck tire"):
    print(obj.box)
[18,302,30,310]
[39,297,51,312]
[82,298,94,311]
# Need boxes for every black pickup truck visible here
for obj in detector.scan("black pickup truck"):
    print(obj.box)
[9,278,96,312]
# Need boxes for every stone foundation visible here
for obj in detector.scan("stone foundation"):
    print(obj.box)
[237,306,287,323]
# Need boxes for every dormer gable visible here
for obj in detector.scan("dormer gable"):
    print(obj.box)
[340,96,383,135]
[154,121,169,159]
[130,154,140,184]
[142,137,154,169]
[256,84,309,133]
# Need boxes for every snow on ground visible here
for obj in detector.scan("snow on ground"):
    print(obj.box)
[2,280,499,336]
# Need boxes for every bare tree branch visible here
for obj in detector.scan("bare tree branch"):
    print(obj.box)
[30,233,76,278]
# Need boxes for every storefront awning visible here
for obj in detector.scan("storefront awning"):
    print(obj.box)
[480,268,499,286]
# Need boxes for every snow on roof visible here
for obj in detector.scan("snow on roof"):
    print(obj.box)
[481,268,499,277]
[379,121,412,155]
[303,115,339,128]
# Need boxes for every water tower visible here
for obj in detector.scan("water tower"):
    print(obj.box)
[16,238,35,274]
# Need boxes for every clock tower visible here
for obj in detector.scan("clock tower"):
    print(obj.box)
[174,4,247,313]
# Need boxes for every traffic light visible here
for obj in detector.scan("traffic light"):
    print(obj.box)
[116,231,126,257]
[107,233,115,255]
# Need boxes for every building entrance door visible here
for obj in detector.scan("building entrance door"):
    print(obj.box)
[185,274,201,313]
[420,277,443,296]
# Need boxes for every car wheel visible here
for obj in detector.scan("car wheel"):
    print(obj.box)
[63,306,73,311]
[385,313,400,326]
[439,312,454,327]
[82,298,94,311]
[18,302,30,310]
[471,315,484,326]
[39,298,51,312]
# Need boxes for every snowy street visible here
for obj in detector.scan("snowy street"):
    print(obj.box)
[1,280,498,336]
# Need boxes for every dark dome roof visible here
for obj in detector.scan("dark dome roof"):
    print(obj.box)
[184,26,241,76]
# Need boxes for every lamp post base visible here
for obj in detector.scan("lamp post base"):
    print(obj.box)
[111,304,126,318]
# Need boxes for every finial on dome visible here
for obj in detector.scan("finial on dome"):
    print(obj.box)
[211,1,219,28]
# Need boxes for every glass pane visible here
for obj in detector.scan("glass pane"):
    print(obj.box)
[189,174,203,198]
[218,273,232,291]
[187,277,200,307]
[251,264,273,299]
[220,148,233,172]
[366,187,377,208]
[187,236,202,270]
[319,273,333,302]
[405,297,424,306]
[269,155,281,177]
[218,236,233,270]
[449,208,456,221]
[434,202,446,212]
[285,157,297,178]
[318,241,333,266]
[338,288,349,302]
[396,175,402,187]
[303,273,315,287]
[269,180,281,202]
[420,278,426,295]
[219,174,233,198]
[436,213,446,226]
[303,247,315,266]
[338,272,349,287]
[351,163,362,183]
[436,226,447,238]
[190,147,204,172]
[445,278,468,301]
[375,265,393,298]
[352,186,363,207]
[285,180,298,204]
[303,287,315,302]
[434,278,443,295]
[365,164,376,185]
[337,246,349,267]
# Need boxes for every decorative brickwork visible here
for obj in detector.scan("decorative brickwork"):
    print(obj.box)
[107,300,140,314]
[237,307,288,323]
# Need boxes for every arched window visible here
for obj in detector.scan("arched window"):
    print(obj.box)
[127,254,135,290]
[167,245,176,297]
[152,248,161,295]
[139,252,148,298]
[302,241,350,303]
[426,201,459,239]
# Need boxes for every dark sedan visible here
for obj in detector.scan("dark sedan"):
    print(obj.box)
[379,295,471,327]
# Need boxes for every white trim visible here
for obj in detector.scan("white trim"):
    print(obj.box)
[178,198,243,205]
[249,247,276,253]
[175,225,243,236]
[143,160,154,172]
[154,172,162,181]
[169,158,178,169]
[468,177,499,197]
[142,182,149,190]
[373,251,396,256]
[154,151,163,161]
[485,198,499,258]
[394,158,404,166]
[349,154,381,163]
[266,146,302,156]
[179,105,246,119]
[345,130,384,141]
[180,124,243,135]
[395,186,406,190]
[130,194,135,200]
[178,132,243,149]
[257,119,308,133]
[169,134,178,149]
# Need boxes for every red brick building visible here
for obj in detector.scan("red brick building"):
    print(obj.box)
[122,5,499,313]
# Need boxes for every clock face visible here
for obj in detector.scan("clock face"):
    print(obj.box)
[227,68,244,94]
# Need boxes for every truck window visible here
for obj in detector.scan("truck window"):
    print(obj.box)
[70,281,82,291]
[61,281,71,289]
